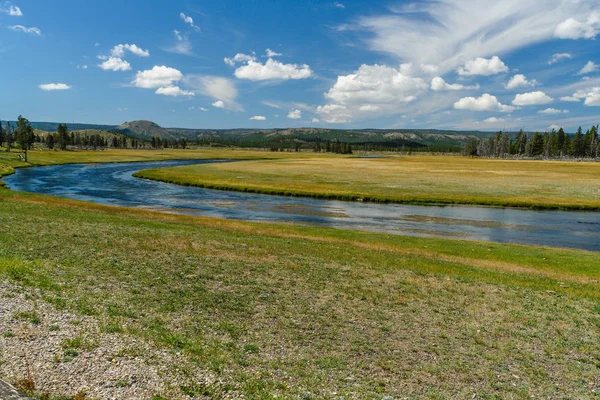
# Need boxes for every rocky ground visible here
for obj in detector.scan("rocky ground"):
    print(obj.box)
[0,281,221,400]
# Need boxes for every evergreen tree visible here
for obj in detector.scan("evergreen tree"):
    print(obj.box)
[0,121,4,148]
[15,115,34,161]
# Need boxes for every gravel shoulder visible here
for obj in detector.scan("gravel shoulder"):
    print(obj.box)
[0,281,222,400]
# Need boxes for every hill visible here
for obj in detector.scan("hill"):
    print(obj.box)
[113,120,175,140]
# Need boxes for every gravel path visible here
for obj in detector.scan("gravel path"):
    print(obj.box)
[0,280,222,399]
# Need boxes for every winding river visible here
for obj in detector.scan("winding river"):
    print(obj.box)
[4,160,600,251]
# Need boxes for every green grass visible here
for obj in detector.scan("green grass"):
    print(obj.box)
[134,155,600,210]
[1,189,599,399]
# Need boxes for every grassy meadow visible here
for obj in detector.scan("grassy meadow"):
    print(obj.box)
[135,155,600,210]
[0,189,599,399]
[0,149,599,398]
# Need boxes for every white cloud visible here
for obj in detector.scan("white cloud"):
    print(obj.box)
[317,64,428,123]
[483,117,504,123]
[39,83,71,91]
[538,108,569,114]
[454,93,515,112]
[199,107,208,111]
[234,58,312,81]
[420,63,439,74]
[224,53,256,67]
[7,5,22,16]
[572,87,600,106]
[9,25,40,35]
[457,56,508,76]
[180,12,199,30]
[250,115,266,121]
[184,75,240,110]
[165,31,193,55]
[430,76,479,91]
[353,1,592,75]
[212,100,225,108]
[111,43,149,58]
[578,61,599,75]
[548,52,572,65]
[132,66,183,88]
[155,86,194,97]
[316,104,353,123]
[555,13,600,39]
[99,57,131,71]
[560,96,580,102]
[287,109,302,119]
[265,48,282,57]
[505,74,539,90]
[312,118,320,123]
[334,2,345,8]
[512,91,553,106]
[548,124,563,131]
[325,64,427,105]
[77,65,88,70]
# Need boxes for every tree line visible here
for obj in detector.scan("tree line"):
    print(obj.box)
[464,126,599,159]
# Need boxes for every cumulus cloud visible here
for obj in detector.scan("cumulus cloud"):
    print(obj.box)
[39,83,71,91]
[111,43,149,58]
[312,118,320,123]
[571,87,600,106]
[512,91,553,106]
[265,48,282,57]
[538,108,569,114]
[98,57,131,71]
[3,4,22,16]
[483,117,504,123]
[250,115,266,121]
[233,58,312,81]
[578,61,599,75]
[212,100,225,108]
[430,76,479,91]
[457,56,508,76]
[334,2,345,8]
[155,86,194,97]
[419,63,439,74]
[132,66,183,88]
[287,109,302,119]
[548,52,572,65]
[560,95,580,102]
[9,25,40,35]
[316,64,428,123]
[325,64,427,105]
[555,13,600,39]
[453,93,515,112]
[165,30,193,55]
[180,12,199,30]
[224,53,256,67]
[505,74,539,90]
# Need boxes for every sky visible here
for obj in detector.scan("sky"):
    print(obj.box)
[1,0,600,131]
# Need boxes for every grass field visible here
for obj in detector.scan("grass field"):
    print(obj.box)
[135,155,600,210]
[0,189,599,399]
[1,149,600,398]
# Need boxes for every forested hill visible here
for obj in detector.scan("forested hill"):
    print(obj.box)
[21,120,497,150]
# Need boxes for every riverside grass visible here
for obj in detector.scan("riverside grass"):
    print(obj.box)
[135,154,600,211]
[0,189,599,399]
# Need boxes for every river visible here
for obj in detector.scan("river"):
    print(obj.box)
[4,160,600,251]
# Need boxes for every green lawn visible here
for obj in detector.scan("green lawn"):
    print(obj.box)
[0,189,599,399]
[135,155,600,210]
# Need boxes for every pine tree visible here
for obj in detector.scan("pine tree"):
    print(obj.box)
[16,115,34,161]
[0,121,4,148]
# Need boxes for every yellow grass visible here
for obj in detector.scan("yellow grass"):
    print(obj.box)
[135,154,600,210]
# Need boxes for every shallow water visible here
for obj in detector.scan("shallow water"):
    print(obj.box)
[4,160,600,251]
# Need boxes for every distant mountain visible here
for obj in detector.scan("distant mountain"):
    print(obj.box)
[18,119,499,149]
[113,120,175,140]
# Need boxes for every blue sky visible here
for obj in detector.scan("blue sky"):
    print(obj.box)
[1,0,599,131]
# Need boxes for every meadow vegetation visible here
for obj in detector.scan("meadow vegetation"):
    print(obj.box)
[1,148,600,398]
[135,154,600,210]
[0,189,599,399]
